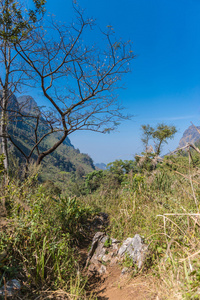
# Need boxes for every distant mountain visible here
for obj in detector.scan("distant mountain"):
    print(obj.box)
[179,125,200,148]
[95,163,107,170]
[1,94,95,185]
[17,95,40,115]
[16,95,74,148]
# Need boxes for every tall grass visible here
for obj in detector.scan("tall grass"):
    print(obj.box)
[0,174,97,298]
[1,152,200,298]
[81,156,200,298]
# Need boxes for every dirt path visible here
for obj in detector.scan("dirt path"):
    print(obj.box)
[93,265,163,300]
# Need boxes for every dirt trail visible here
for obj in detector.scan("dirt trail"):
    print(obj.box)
[93,265,161,300]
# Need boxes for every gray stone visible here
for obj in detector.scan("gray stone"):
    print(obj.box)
[111,238,120,244]
[86,232,148,275]
[118,234,148,269]
[118,238,133,256]
[87,232,105,261]
[111,240,120,251]
[102,252,113,262]
[0,279,21,297]
[99,265,107,274]
[121,267,129,275]
[110,257,119,265]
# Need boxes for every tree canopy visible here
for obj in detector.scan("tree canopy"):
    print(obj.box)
[141,123,177,156]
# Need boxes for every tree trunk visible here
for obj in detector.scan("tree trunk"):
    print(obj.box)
[156,140,163,156]
[0,90,9,175]
[36,131,68,166]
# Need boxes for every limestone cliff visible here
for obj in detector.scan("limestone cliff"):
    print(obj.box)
[179,125,200,147]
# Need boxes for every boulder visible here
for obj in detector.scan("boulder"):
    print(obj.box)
[118,234,148,269]
[0,279,21,297]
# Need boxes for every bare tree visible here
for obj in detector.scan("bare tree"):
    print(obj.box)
[13,5,135,166]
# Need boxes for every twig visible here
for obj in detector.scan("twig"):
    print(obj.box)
[179,250,200,262]
[158,213,200,216]
[3,277,7,300]
[181,206,200,227]
[157,215,191,241]
[174,170,200,185]
[188,149,199,211]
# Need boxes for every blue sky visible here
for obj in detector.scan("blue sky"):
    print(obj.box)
[31,0,200,164]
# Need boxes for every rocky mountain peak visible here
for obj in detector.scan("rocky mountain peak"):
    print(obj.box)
[17,95,40,115]
[179,125,200,147]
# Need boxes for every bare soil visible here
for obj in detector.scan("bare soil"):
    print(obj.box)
[90,265,163,300]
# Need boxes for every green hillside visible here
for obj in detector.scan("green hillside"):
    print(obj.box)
[4,94,95,188]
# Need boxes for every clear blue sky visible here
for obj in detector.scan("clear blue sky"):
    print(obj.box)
[32,0,200,164]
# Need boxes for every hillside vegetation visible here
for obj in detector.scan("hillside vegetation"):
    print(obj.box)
[6,94,95,190]
[1,139,200,299]
[2,1,199,298]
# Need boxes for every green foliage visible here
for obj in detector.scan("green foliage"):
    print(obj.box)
[0,153,5,175]
[39,180,61,195]
[122,253,134,268]
[82,148,200,297]
[85,170,105,193]
[0,178,96,296]
[141,123,177,155]
[107,159,137,184]
[2,141,200,298]
[0,0,46,42]
[137,123,177,172]
[56,196,95,239]
[135,152,157,172]
[160,154,189,174]
[152,170,175,192]
[185,261,200,299]
[152,123,177,155]
[83,160,138,195]
[104,237,112,248]
[8,117,95,190]
[107,159,136,174]
[141,124,154,151]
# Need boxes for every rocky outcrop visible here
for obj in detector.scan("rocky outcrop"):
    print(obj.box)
[86,232,148,275]
[17,95,40,115]
[95,163,107,170]
[179,125,200,148]
[118,234,148,269]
